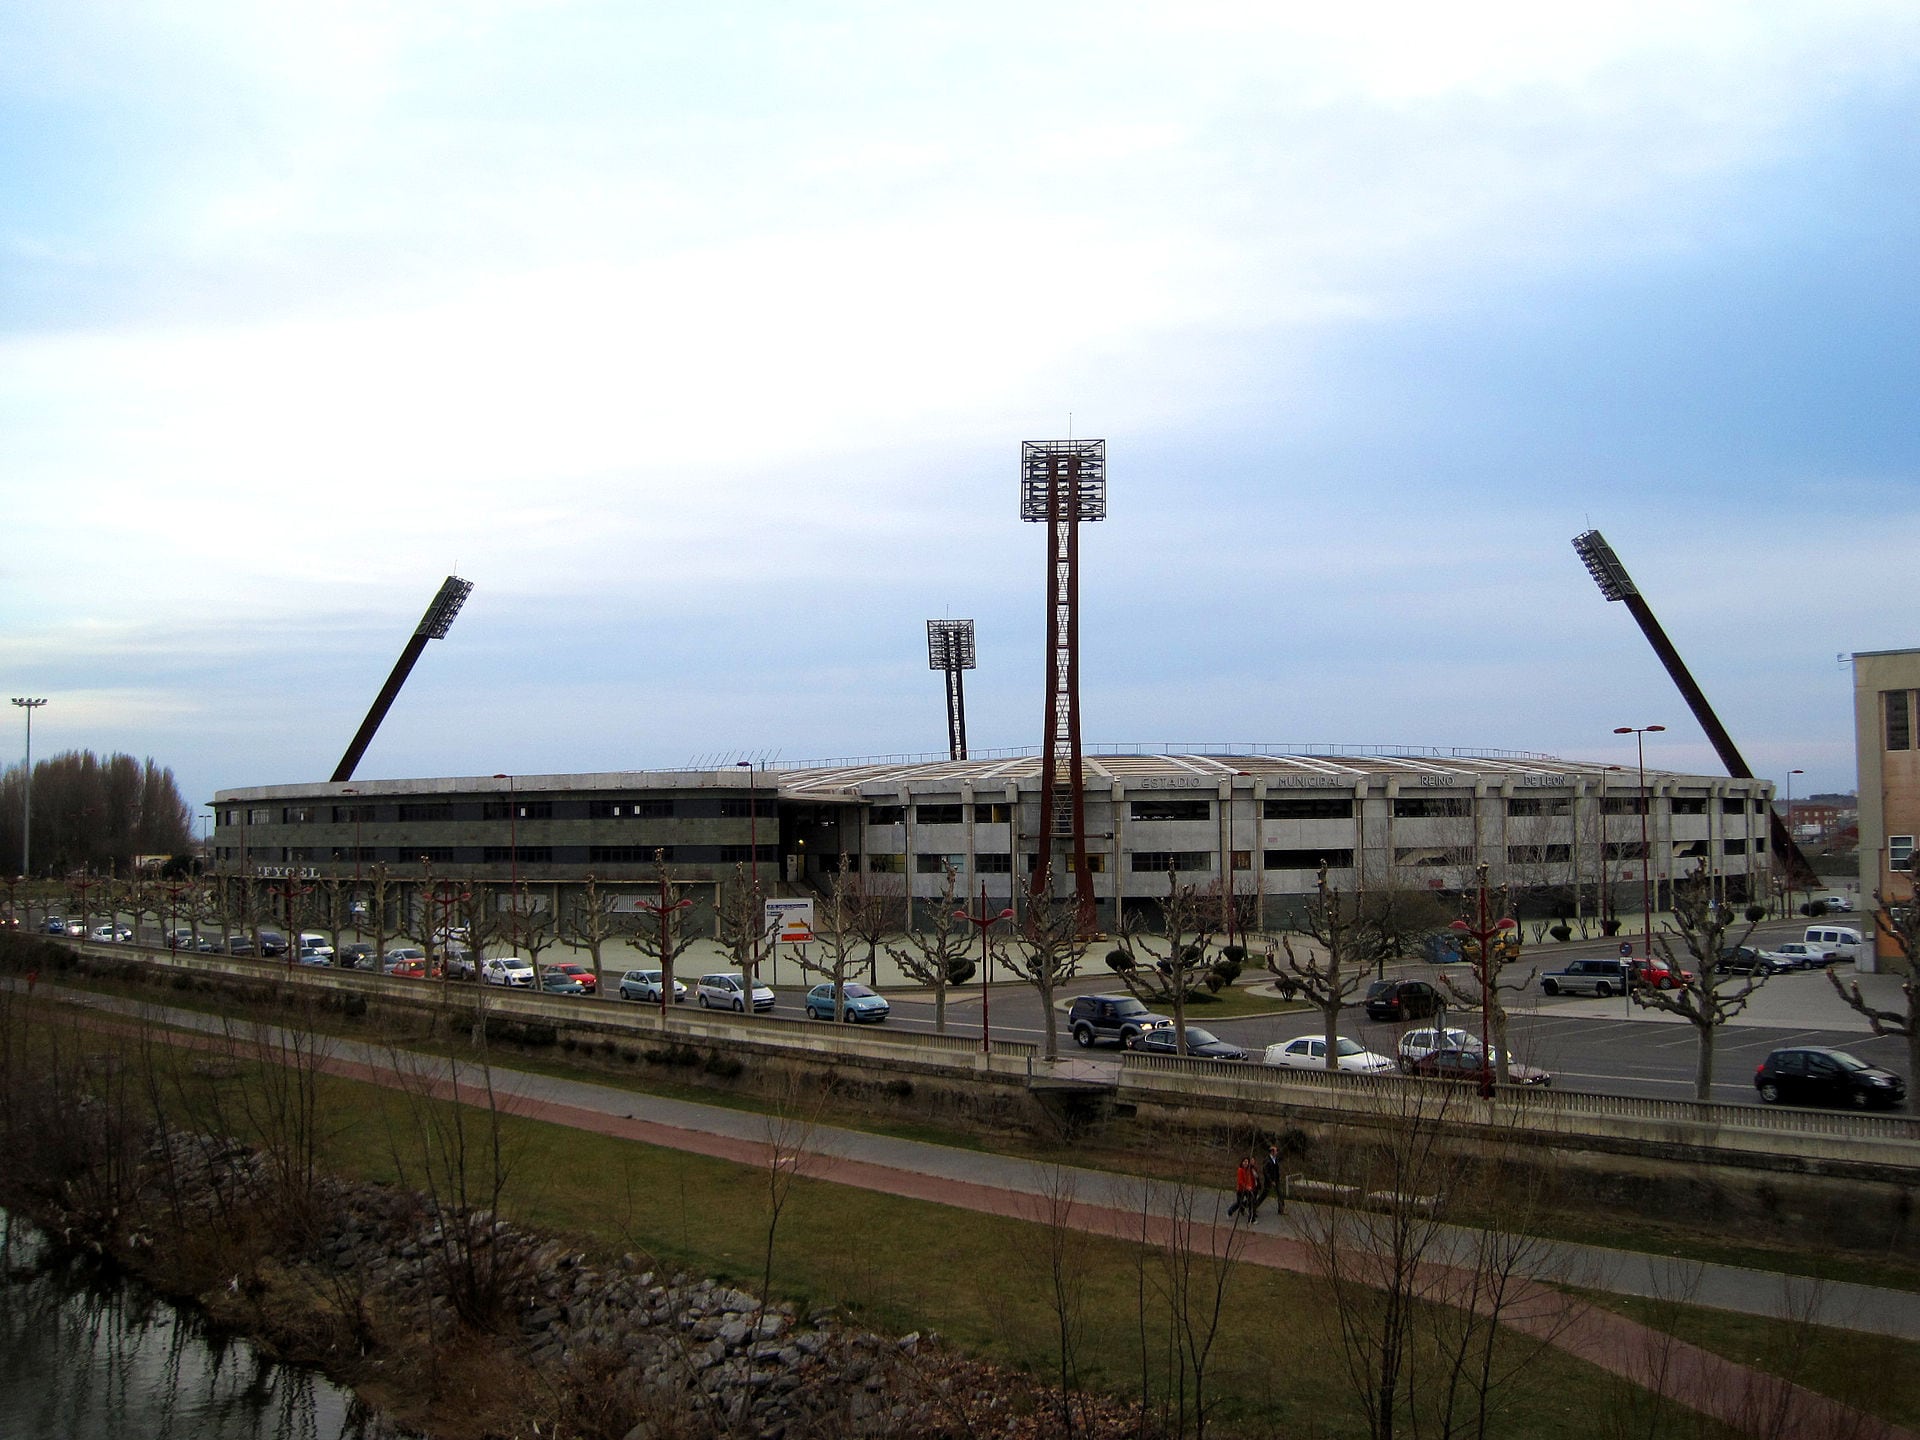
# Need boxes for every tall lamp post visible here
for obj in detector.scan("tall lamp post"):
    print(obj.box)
[1613,725,1665,990]
[11,698,47,878]
[1782,769,1804,917]
[958,883,1013,1054]
[493,774,519,949]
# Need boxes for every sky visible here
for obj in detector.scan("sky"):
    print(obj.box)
[2,0,1916,811]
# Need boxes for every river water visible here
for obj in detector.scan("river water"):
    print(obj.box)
[0,1207,403,1440]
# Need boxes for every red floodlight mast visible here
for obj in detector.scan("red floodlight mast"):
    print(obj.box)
[926,619,977,761]
[330,576,474,783]
[1021,439,1105,927]
[1570,531,1817,888]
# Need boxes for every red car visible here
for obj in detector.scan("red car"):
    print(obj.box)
[550,963,599,994]
[1628,958,1693,990]
[389,958,441,980]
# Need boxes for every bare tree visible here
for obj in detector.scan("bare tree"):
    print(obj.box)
[1026,1164,1094,1439]
[556,873,627,990]
[1829,888,1920,1107]
[758,1068,829,1315]
[1106,868,1223,1056]
[1268,864,1391,1070]
[627,851,698,1005]
[1148,1169,1247,1440]
[716,862,769,1012]
[1437,867,1538,1085]
[843,866,910,982]
[883,861,976,1033]
[793,854,868,1019]
[999,888,1088,1060]
[1638,868,1771,1100]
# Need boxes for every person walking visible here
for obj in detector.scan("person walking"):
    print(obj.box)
[1228,1154,1257,1218]
[1249,1140,1285,1218]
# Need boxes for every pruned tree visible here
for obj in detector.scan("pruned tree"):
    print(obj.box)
[1106,867,1224,1055]
[1268,863,1391,1070]
[1001,887,1088,1060]
[1437,866,1538,1085]
[628,850,698,1005]
[1148,1169,1247,1440]
[1638,867,1771,1100]
[794,854,867,1019]
[313,875,359,959]
[843,866,909,981]
[1828,887,1920,1109]
[557,873,628,989]
[883,861,977,1033]
[716,862,769,1012]
[360,860,400,964]
[508,892,561,977]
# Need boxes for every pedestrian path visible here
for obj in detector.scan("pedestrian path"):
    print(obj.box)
[25,980,1919,1439]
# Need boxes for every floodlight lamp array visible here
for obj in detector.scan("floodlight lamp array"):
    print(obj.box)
[416,576,474,638]
[1019,440,1107,523]
[926,619,977,671]
[1571,531,1637,603]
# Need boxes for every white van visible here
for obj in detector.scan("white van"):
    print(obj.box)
[1803,925,1863,962]
[298,931,334,958]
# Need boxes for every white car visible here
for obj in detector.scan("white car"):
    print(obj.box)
[619,969,687,1003]
[481,956,535,987]
[1760,942,1833,972]
[1263,1035,1395,1074]
[298,932,334,958]
[696,972,775,1012]
[90,923,133,942]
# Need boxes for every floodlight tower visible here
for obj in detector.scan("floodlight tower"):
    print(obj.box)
[331,576,474,783]
[1020,439,1105,925]
[926,620,976,761]
[1571,530,1817,889]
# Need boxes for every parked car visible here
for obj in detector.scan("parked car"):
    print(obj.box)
[539,969,588,996]
[1363,979,1444,1022]
[1629,957,1692,990]
[257,930,289,958]
[297,932,333,959]
[1395,1026,1496,1068]
[1764,942,1836,971]
[225,935,256,957]
[1263,1035,1395,1074]
[442,947,477,980]
[1134,1026,1247,1060]
[805,982,891,1022]
[1067,994,1173,1048]
[619,969,687,1003]
[296,947,333,967]
[550,962,599,994]
[1755,1046,1906,1109]
[165,927,198,950]
[387,958,439,980]
[697,973,776,1012]
[64,919,86,936]
[1540,959,1631,997]
[1405,1047,1552,1087]
[338,942,378,970]
[382,946,427,973]
[43,915,67,935]
[481,957,535,988]
[1720,946,1795,975]
[90,923,133,942]
[1817,894,1854,913]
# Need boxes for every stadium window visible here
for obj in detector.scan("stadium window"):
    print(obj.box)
[915,804,963,825]
[1263,797,1354,820]
[1130,800,1210,822]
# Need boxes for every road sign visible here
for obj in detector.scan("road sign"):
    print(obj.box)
[1619,941,1634,957]
[766,898,813,945]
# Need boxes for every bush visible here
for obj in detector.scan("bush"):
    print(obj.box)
[1745,904,1767,922]
[1549,924,1573,942]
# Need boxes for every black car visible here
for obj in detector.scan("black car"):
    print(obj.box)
[1067,994,1172,1048]
[225,935,256,957]
[1364,979,1444,1022]
[1755,1046,1906,1109]
[1405,1047,1552,1087]
[338,942,378,971]
[1132,1026,1248,1061]
[256,930,289,958]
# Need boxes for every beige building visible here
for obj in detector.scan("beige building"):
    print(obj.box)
[1854,648,1920,971]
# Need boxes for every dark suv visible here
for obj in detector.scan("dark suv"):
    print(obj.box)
[1755,1046,1906,1109]
[1067,994,1172,1049]
[1363,979,1443,1022]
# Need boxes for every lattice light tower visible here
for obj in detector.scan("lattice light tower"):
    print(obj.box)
[926,619,976,761]
[1020,438,1105,922]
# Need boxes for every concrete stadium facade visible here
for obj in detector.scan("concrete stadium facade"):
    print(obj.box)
[210,747,1776,932]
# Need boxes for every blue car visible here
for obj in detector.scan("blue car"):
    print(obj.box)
[539,969,588,996]
[805,982,890,1023]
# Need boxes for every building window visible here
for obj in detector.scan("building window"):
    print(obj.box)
[1393,846,1472,867]
[1264,797,1354,820]
[398,804,452,822]
[1721,798,1745,815]
[1722,838,1747,855]
[975,803,1011,824]
[867,853,904,873]
[1130,800,1210,822]
[333,804,374,824]
[976,852,1012,873]
[1507,844,1571,864]
[589,798,672,819]
[1231,850,1252,871]
[867,806,905,826]
[413,847,456,863]
[282,806,314,824]
[1507,798,1571,817]
[1264,848,1354,870]
[916,852,966,874]
[1602,797,1649,816]
[1670,798,1707,816]
[590,845,671,864]
[1130,851,1210,873]
[1892,836,1915,873]
[915,804,963,826]
[1393,797,1469,818]
[1889,692,1913,752]
[1604,841,1648,860]
[246,808,273,825]
[1063,853,1107,874]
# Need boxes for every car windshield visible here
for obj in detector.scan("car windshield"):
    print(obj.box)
[1334,1038,1370,1057]
[1184,1029,1220,1045]
[1826,1051,1872,1071]
[1112,998,1150,1017]
[843,984,875,998]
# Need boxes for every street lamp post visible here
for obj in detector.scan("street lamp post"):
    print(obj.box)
[1783,769,1804,918]
[493,774,519,949]
[11,698,47,878]
[1613,726,1666,994]
[957,883,1014,1054]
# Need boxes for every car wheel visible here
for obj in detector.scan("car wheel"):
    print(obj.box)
[734,997,744,1012]
[1594,982,1612,998]
[1073,1024,1094,1049]
[1540,978,1560,995]
[1758,1081,1781,1103]
[698,993,710,1008]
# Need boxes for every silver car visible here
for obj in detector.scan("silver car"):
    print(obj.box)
[619,969,687,1003]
